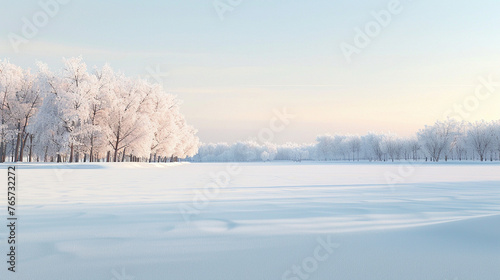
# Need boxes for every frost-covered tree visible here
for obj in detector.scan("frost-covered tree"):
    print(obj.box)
[0,60,43,162]
[466,121,494,161]
[380,133,403,162]
[31,57,97,162]
[85,64,113,162]
[189,121,500,163]
[0,57,199,163]
[0,60,23,162]
[345,135,361,161]
[417,119,460,162]
[406,137,420,161]
[172,118,199,160]
[362,133,384,161]
[315,135,335,160]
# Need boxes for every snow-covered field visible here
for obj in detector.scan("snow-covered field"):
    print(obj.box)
[1,162,500,280]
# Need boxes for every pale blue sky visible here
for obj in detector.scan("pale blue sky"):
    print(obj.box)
[2,0,500,143]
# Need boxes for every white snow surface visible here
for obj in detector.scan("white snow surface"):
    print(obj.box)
[1,162,500,280]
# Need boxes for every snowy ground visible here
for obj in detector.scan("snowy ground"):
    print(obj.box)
[1,162,500,280]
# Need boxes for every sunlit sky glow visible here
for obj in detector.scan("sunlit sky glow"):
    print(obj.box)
[2,0,500,143]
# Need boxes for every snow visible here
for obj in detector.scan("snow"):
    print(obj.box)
[1,162,500,279]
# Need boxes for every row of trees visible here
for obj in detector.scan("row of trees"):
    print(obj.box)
[0,57,199,163]
[190,119,500,162]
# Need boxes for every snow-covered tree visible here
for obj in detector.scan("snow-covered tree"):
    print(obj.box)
[362,133,384,161]
[0,60,23,162]
[380,133,403,162]
[345,135,361,161]
[4,57,199,163]
[417,119,460,162]
[466,121,495,161]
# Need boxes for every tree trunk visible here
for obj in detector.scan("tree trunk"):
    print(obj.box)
[0,141,3,163]
[3,143,6,163]
[113,127,120,162]
[28,134,33,162]
[0,118,4,162]
[14,122,21,162]
[122,147,126,162]
[19,133,29,162]
[89,133,94,162]
[69,143,74,163]
[2,142,7,162]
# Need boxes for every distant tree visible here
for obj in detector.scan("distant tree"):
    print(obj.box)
[345,135,361,161]
[363,133,384,161]
[380,133,403,162]
[418,119,460,162]
[466,121,494,161]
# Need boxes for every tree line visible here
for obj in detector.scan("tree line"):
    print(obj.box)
[0,57,199,163]
[190,119,500,162]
